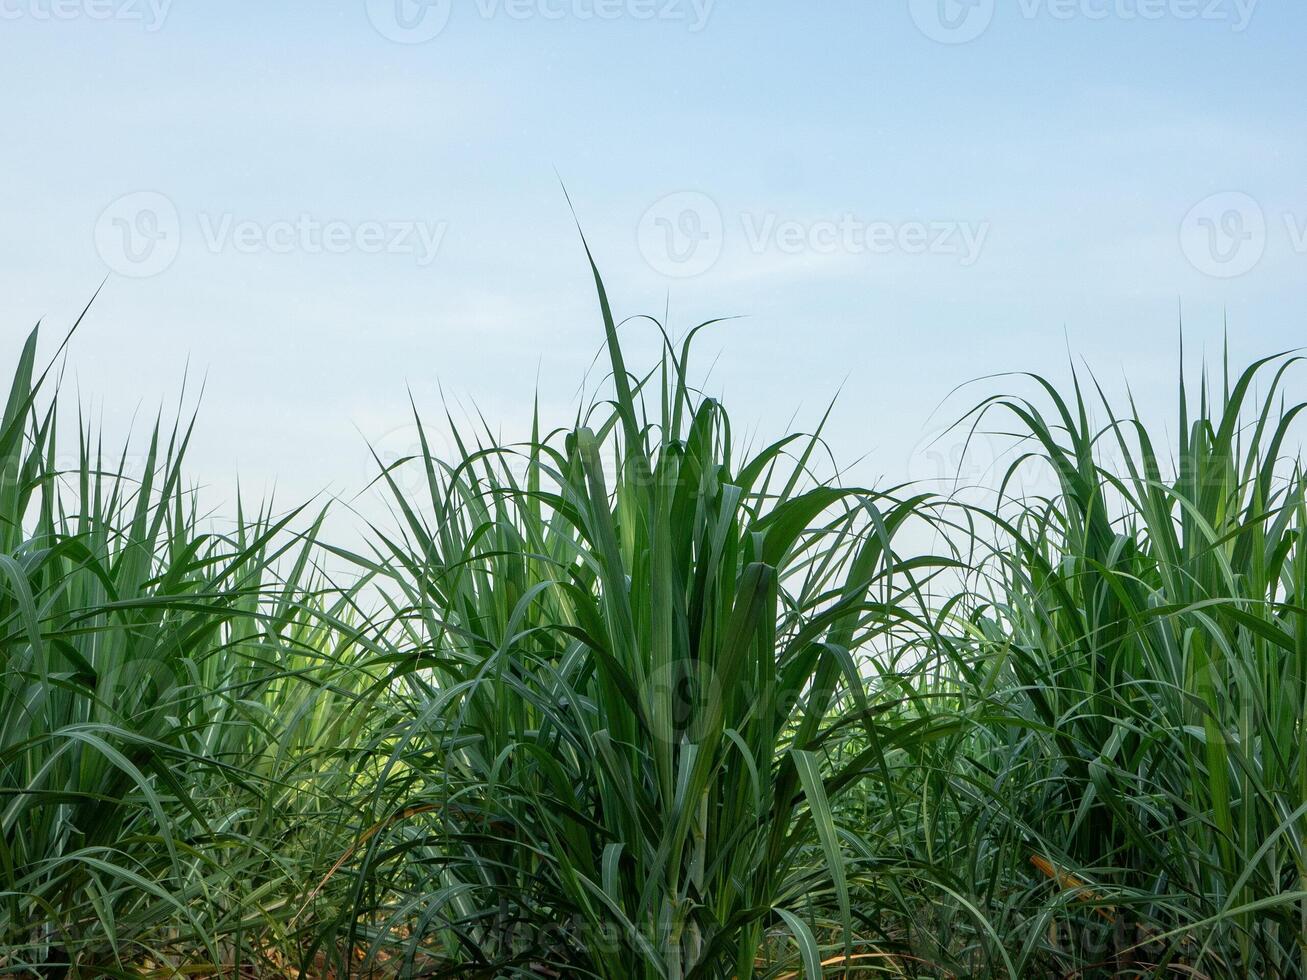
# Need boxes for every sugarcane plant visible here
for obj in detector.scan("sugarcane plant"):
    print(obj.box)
[338,252,960,978]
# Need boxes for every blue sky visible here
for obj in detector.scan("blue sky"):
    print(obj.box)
[2,0,1304,523]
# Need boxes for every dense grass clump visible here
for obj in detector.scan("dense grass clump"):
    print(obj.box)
[957,352,1307,976]
[1,266,1305,978]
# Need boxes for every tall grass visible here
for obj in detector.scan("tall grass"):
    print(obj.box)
[956,350,1307,975]
[1,268,1305,978]
[0,321,376,976]
[337,255,959,977]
